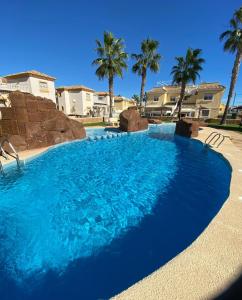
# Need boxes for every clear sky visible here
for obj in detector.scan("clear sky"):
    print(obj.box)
[0,0,241,104]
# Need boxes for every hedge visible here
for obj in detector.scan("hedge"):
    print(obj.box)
[207,124,242,133]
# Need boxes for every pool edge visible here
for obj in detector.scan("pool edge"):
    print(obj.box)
[113,126,242,300]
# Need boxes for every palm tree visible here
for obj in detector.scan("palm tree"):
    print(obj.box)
[92,31,128,117]
[131,39,161,107]
[220,8,242,124]
[131,94,140,106]
[234,6,242,23]
[171,48,205,120]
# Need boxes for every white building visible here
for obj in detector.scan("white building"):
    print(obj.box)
[1,70,56,103]
[93,92,111,117]
[56,85,95,116]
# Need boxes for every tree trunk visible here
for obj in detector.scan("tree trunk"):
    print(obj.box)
[220,50,241,125]
[109,76,114,118]
[177,81,186,120]
[140,68,147,108]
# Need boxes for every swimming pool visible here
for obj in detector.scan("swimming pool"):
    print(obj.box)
[0,124,231,300]
[85,127,121,138]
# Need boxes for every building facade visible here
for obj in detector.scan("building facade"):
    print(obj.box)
[113,96,136,115]
[56,85,95,116]
[146,82,225,118]
[93,92,111,117]
[1,70,56,103]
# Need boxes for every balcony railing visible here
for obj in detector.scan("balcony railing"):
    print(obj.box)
[0,82,30,93]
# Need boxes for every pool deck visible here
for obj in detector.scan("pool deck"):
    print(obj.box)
[1,127,242,299]
[113,127,242,300]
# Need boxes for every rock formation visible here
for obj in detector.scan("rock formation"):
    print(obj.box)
[0,91,86,151]
[148,118,162,124]
[119,108,148,132]
[175,119,199,137]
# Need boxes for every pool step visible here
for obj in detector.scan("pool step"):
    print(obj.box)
[88,132,127,141]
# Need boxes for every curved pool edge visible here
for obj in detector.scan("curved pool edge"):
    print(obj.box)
[1,127,241,300]
[0,137,89,172]
[113,127,242,300]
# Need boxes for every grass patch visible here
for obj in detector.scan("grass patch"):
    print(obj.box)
[83,122,107,127]
[207,123,242,133]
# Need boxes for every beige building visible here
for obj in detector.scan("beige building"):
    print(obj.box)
[219,103,226,117]
[0,70,56,103]
[56,85,95,116]
[146,82,225,119]
[114,96,136,114]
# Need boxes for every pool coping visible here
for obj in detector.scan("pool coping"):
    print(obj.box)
[113,126,242,300]
[1,126,241,300]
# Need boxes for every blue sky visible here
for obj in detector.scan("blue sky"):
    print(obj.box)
[0,0,241,104]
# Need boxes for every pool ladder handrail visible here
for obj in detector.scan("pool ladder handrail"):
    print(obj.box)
[204,131,230,148]
[0,138,20,174]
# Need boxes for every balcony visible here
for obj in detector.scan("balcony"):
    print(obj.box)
[0,82,30,93]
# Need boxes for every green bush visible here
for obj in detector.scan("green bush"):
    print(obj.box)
[83,122,107,127]
[207,124,242,133]
[205,118,241,125]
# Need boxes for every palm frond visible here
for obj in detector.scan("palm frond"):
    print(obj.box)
[171,48,204,85]
[92,31,128,80]
[131,38,161,77]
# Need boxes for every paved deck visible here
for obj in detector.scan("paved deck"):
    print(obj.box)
[113,127,242,300]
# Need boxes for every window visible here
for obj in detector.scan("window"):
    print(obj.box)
[153,96,159,101]
[203,93,213,100]
[86,93,91,101]
[39,81,48,89]
[170,96,176,102]
[201,109,210,117]
[98,96,104,101]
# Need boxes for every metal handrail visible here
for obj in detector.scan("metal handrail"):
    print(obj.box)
[204,131,219,145]
[0,160,3,174]
[204,131,230,148]
[0,138,20,174]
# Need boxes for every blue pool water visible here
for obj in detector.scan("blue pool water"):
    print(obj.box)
[0,125,231,300]
[85,127,120,137]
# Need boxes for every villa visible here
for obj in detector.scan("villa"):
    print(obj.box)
[146,82,225,118]
[93,92,111,117]
[113,96,136,114]
[0,70,56,103]
[56,85,95,116]
[56,86,135,117]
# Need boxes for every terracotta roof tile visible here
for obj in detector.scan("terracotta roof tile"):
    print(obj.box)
[4,70,56,81]
[56,85,95,92]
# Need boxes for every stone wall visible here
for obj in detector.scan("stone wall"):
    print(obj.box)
[0,91,86,152]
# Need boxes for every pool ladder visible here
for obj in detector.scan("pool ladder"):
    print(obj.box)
[204,131,230,148]
[0,138,20,174]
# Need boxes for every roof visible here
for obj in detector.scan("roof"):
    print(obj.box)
[56,85,95,93]
[148,82,225,94]
[148,87,167,93]
[197,82,225,91]
[95,91,109,96]
[0,77,8,83]
[4,70,56,81]
[114,96,135,102]
[231,105,242,110]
